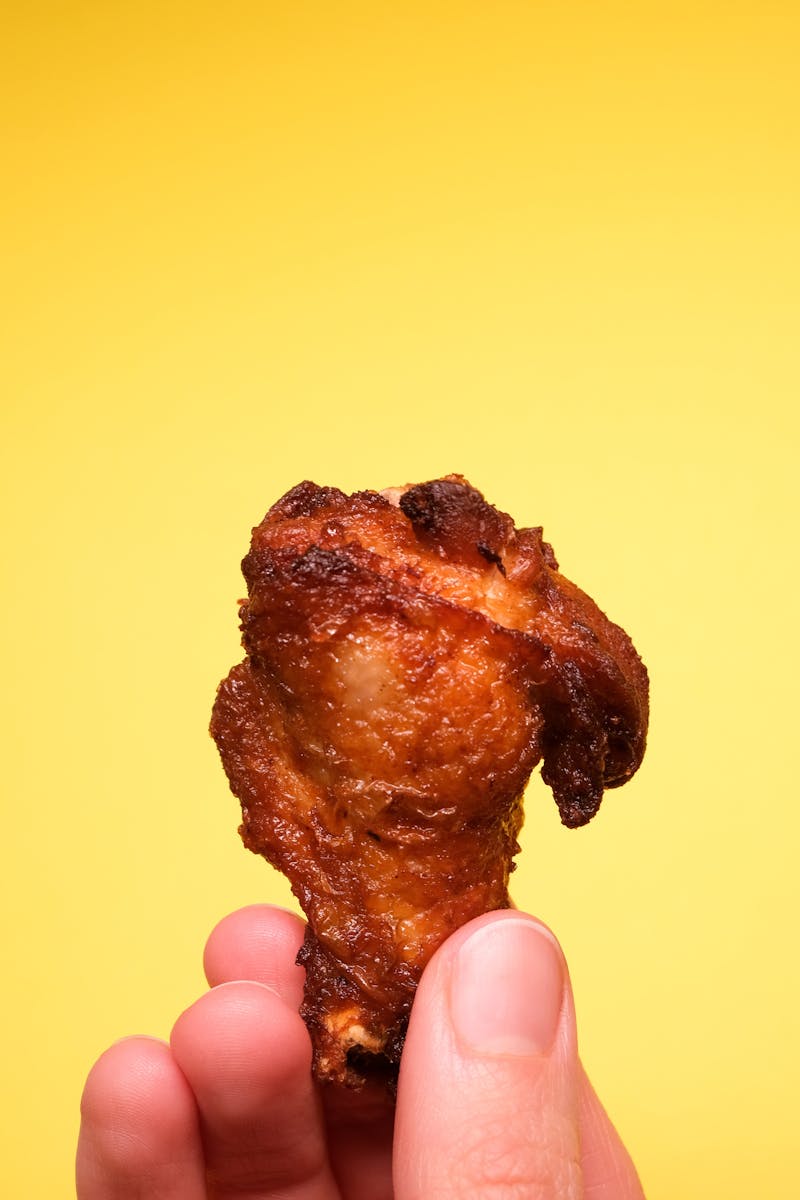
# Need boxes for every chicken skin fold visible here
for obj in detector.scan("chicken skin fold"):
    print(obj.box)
[210,476,648,1086]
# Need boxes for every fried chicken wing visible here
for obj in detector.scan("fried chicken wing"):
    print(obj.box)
[210,476,648,1086]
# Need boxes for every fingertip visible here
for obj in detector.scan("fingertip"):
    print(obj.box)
[80,1035,191,1131]
[427,908,563,961]
[77,1036,204,1195]
[417,907,573,1012]
[449,915,568,1058]
[203,903,306,1004]
[170,980,312,1116]
[401,910,574,1091]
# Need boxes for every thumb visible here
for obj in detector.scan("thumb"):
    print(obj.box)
[394,911,582,1200]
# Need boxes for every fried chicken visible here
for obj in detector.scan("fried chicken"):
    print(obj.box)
[210,476,648,1086]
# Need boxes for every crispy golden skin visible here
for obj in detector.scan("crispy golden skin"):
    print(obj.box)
[210,476,648,1086]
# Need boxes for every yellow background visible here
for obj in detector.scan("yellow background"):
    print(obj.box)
[2,2,798,1195]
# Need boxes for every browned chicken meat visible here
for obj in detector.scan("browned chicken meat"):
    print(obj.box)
[210,476,648,1086]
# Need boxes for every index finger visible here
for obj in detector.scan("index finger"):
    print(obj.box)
[203,903,306,1009]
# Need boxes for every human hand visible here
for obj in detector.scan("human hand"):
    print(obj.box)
[77,905,644,1199]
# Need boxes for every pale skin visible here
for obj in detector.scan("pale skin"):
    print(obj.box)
[77,905,645,1199]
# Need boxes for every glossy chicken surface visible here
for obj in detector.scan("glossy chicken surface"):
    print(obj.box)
[210,476,648,1085]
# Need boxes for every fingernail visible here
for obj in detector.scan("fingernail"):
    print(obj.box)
[450,918,565,1057]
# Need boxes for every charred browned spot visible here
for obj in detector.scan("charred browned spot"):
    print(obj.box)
[266,480,347,521]
[476,540,507,574]
[399,476,513,571]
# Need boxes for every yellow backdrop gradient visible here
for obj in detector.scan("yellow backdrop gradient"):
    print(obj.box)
[2,3,798,1196]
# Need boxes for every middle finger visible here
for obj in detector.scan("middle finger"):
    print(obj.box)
[171,980,341,1200]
